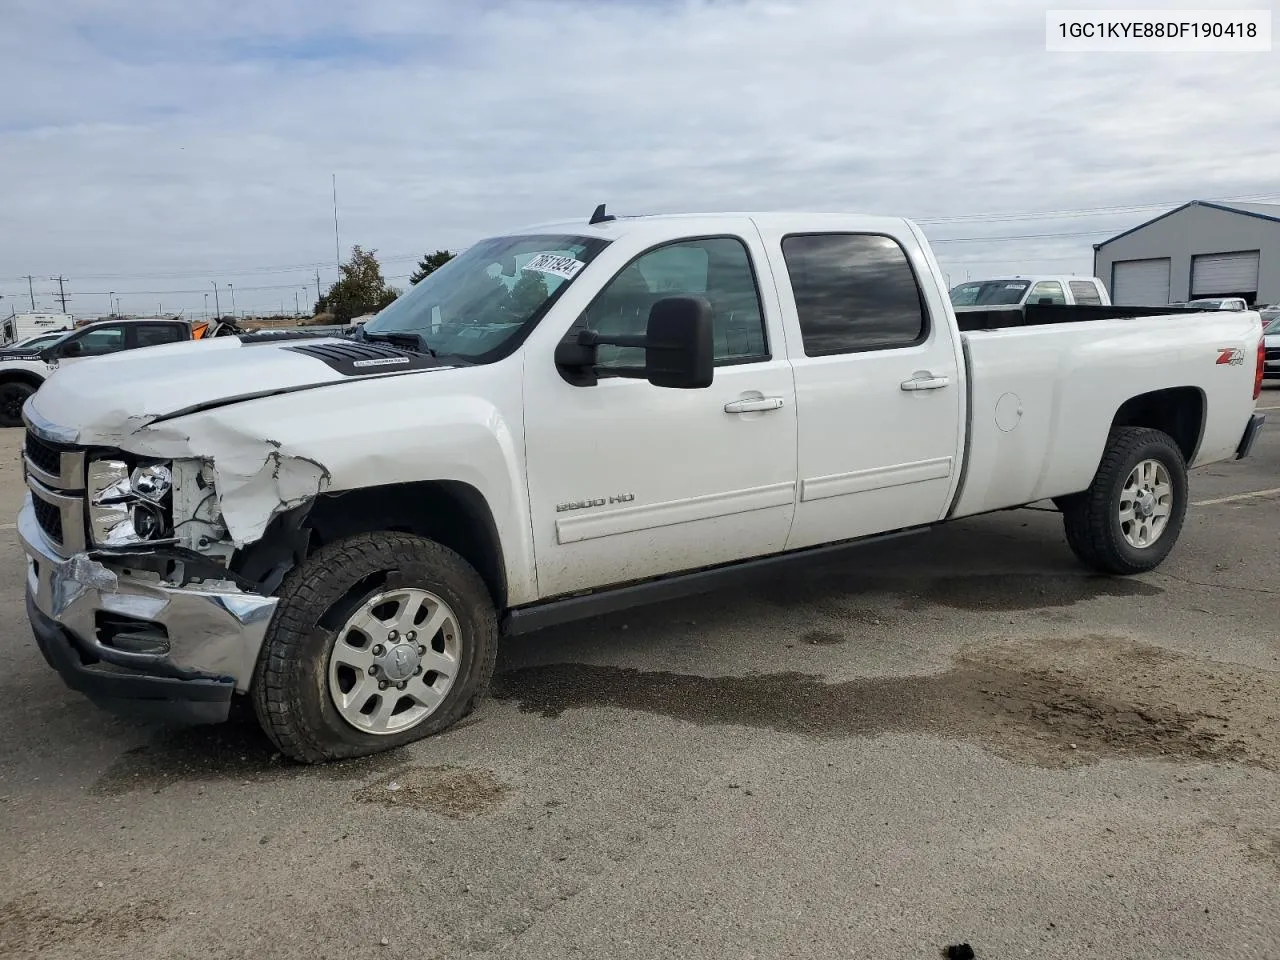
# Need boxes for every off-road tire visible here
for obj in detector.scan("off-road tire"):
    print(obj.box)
[1060,426,1188,575]
[0,381,36,428]
[252,532,498,763]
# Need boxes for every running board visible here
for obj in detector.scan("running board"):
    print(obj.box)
[502,526,931,636]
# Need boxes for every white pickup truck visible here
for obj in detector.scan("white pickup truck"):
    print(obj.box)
[19,209,1267,762]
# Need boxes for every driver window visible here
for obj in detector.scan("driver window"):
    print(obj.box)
[577,237,768,370]
[69,326,127,356]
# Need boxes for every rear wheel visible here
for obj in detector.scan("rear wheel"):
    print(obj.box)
[252,532,498,763]
[0,381,36,428]
[1061,427,1188,575]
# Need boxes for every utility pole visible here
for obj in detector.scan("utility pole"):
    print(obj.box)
[25,275,35,311]
[108,291,115,316]
[211,280,221,318]
[53,276,69,313]
[228,283,236,317]
[315,270,322,304]
[294,290,300,315]
[204,293,209,318]
[332,173,341,267]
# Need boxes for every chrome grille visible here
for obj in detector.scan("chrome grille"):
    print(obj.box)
[24,429,64,477]
[31,495,64,546]
[23,427,87,555]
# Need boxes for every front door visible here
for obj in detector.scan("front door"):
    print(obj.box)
[755,227,965,550]
[53,323,130,368]
[523,232,798,598]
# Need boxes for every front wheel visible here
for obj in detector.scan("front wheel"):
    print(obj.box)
[1061,426,1188,575]
[252,532,498,763]
[0,381,36,428]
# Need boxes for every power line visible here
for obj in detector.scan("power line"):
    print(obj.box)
[929,228,1113,244]
[6,192,1276,289]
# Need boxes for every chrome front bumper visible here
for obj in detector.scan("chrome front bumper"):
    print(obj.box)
[19,496,278,701]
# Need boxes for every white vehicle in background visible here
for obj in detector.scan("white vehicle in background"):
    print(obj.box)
[949,275,1111,311]
[17,208,1267,762]
[1264,315,1280,383]
[1,312,74,346]
[0,329,72,354]
[1183,297,1249,311]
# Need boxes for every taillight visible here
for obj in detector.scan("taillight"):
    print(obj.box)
[1256,338,1265,400]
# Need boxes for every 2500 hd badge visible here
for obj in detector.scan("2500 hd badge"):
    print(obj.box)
[556,493,636,512]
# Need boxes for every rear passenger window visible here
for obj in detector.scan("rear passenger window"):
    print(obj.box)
[781,234,927,356]
[1068,280,1102,305]
[136,324,186,347]
[579,237,768,370]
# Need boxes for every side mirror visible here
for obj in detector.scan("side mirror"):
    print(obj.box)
[554,296,715,389]
[1036,297,1055,305]
[643,296,714,388]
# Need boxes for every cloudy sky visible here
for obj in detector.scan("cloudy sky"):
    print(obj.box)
[1,0,1276,317]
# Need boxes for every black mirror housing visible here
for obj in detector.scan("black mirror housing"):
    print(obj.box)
[554,295,715,389]
[644,296,714,389]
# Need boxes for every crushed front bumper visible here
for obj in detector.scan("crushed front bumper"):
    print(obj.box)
[19,497,278,724]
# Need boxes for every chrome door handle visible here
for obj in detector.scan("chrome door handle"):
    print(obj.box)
[724,396,785,413]
[900,376,951,392]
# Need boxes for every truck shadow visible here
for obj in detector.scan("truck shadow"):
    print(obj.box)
[90,512,1167,791]
[498,512,1162,670]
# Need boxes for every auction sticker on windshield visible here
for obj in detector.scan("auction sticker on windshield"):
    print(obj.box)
[522,253,585,280]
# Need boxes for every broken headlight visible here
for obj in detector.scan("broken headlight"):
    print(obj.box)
[88,459,175,546]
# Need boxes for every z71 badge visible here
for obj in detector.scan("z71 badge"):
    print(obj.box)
[1216,347,1245,366]
[556,493,635,513]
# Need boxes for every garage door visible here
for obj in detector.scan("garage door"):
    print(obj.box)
[1191,251,1260,298]
[1111,258,1171,305]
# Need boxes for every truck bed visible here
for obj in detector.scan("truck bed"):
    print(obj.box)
[949,307,1262,519]
[954,303,1214,332]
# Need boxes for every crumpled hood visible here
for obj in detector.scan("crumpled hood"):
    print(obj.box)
[23,334,454,548]
[26,336,375,445]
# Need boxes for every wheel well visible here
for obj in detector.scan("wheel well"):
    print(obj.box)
[0,371,44,391]
[303,480,508,608]
[1110,387,1204,462]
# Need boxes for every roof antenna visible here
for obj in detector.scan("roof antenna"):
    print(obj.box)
[589,203,615,225]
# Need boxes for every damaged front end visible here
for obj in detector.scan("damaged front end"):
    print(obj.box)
[19,403,320,723]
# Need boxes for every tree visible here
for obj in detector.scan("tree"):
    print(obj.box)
[507,270,548,316]
[314,245,401,323]
[409,249,456,285]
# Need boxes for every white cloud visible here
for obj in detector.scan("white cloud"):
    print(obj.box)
[1,0,1276,315]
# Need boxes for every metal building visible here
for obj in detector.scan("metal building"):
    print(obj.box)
[1092,200,1280,307]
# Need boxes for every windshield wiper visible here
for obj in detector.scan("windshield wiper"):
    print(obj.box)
[362,330,437,358]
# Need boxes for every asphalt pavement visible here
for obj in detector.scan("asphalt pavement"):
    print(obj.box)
[1,395,1278,960]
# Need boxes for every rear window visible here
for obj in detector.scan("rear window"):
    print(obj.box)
[949,280,1028,306]
[1068,280,1102,305]
[782,233,928,355]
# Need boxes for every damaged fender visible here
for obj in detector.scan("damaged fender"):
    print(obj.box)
[125,418,332,548]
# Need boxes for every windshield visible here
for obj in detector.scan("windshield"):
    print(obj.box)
[1185,299,1223,309]
[1264,317,1280,334]
[949,280,1029,306]
[364,233,610,362]
[10,330,70,350]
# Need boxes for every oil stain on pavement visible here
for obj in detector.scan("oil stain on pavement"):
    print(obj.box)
[492,635,1278,771]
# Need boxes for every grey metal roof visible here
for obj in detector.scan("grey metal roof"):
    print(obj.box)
[1093,199,1280,250]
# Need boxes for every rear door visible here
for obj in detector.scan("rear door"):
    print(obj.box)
[753,223,964,551]
[132,322,190,348]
